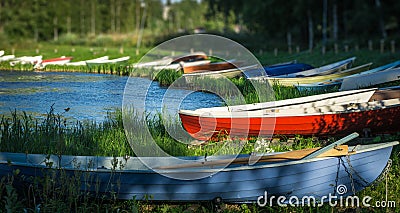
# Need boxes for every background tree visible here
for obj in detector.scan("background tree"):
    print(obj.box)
[0,0,399,48]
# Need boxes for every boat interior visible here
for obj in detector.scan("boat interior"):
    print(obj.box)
[368,86,400,101]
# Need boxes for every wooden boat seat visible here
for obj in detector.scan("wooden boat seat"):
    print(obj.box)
[368,88,400,101]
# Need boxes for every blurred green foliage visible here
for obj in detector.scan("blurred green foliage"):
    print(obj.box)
[1,0,399,51]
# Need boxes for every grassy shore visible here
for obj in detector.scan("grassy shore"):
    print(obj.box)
[0,45,399,211]
[0,105,399,212]
[1,42,399,76]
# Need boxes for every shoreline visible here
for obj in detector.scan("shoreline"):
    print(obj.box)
[0,63,134,76]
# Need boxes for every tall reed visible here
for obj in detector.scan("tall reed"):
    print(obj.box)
[0,105,132,156]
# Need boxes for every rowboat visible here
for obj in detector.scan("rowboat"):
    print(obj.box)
[183,60,241,74]
[65,56,109,66]
[272,57,356,78]
[183,64,258,80]
[0,55,16,62]
[33,56,73,69]
[244,63,314,78]
[171,52,208,63]
[340,67,400,91]
[86,56,130,66]
[9,55,43,66]
[250,63,372,87]
[132,52,207,68]
[296,60,400,92]
[179,87,400,140]
[265,63,314,76]
[191,87,377,113]
[0,134,396,202]
[152,60,211,71]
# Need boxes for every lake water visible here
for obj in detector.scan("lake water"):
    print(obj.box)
[0,71,223,122]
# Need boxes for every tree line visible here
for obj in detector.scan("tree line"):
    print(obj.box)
[0,0,399,48]
[0,0,209,42]
[206,0,400,49]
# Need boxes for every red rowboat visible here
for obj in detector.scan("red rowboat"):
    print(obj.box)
[34,56,73,69]
[179,87,400,140]
[132,52,207,69]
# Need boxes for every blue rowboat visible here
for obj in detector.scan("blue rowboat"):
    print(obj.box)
[264,63,314,76]
[0,141,396,202]
[244,62,314,78]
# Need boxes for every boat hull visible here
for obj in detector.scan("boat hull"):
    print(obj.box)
[183,61,239,74]
[0,143,394,202]
[251,63,372,86]
[42,57,73,65]
[183,65,257,81]
[264,63,314,76]
[33,56,73,69]
[86,56,130,66]
[179,105,400,140]
[341,68,400,91]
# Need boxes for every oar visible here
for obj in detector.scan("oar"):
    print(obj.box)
[157,133,358,170]
[302,132,359,160]
[157,145,349,169]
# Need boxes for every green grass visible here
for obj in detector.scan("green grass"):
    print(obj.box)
[153,69,183,86]
[0,106,132,157]
[7,43,149,63]
[0,43,152,75]
[1,45,400,211]
[0,106,399,212]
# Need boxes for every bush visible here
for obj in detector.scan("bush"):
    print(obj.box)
[57,33,86,45]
